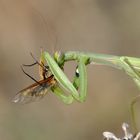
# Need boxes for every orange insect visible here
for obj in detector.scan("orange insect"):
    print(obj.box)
[12,52,56,104]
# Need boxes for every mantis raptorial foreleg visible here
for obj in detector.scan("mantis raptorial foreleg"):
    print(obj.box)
[43,52,89,103]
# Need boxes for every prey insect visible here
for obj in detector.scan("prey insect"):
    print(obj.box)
[12,52,56,104]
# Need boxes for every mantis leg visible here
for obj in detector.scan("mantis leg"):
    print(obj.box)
[120,57,140,132]
[52,56,89,104]
[72,56,90,102]
[130,95,140,132]
[43,52,89,103]
[120,57,140,88]
[51,85,74,104]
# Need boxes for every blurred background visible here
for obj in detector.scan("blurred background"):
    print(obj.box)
[0,0,140,139]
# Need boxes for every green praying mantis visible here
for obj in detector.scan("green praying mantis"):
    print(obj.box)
[12,50,140,104]
[13,51,140,130]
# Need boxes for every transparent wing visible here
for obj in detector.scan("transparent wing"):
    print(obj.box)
[13,76,55,104]
[13,85,49,104]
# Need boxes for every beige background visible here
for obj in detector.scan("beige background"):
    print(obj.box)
[0,0,140,139]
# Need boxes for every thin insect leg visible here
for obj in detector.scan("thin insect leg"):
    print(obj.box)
[130,95,140,133]
[22,52,47,70]
[30,52,47,70]
[22,59,49,73]
[23,53,49,71]
[21,65,42,86]
[23,62,38,67]
[120,58,140,132]
[30,52,50,79]
[123,58,140,80]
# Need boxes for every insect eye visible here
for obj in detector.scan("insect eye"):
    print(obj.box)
[45,65,49,70]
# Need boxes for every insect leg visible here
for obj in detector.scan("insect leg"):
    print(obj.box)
[43,52,81,101]
[120,57,140,132]
[72,57,90,102]
[120,57,140,87]
[21,65,42,86]
[23,62,38,67]
[43,51,90,103]
[51,85,74,104]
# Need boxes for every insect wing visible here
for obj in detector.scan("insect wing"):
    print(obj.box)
[13,85,49,104]
[13,76,55,104]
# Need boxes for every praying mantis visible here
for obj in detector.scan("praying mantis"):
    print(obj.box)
[13,51,140,129]
[13,51,140,105]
